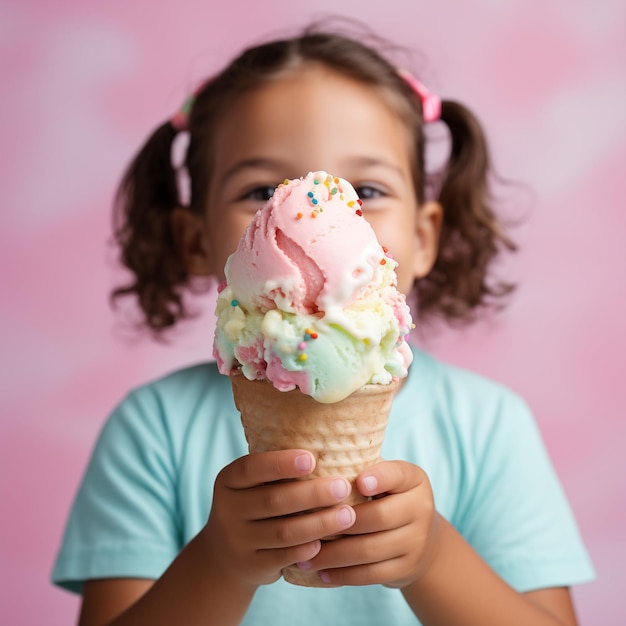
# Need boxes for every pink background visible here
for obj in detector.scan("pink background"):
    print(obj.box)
[1,1,624,624]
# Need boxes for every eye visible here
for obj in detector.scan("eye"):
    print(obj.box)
[354,185,385,201]
[240,185,276,202]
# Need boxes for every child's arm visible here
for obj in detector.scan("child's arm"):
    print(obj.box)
[304,461,579,626]
[77,449,356,626]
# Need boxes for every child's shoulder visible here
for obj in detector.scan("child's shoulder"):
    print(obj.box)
[407,345,534,434]
[410,345,526,399]
[135,360,225,397]
[128,359,224,392]
[109,361,230,433]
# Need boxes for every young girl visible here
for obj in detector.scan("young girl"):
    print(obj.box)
[52,25,594,625]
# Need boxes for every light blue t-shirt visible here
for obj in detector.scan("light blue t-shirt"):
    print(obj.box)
[52,348,594,624]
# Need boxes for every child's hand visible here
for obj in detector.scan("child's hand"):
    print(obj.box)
[202,450,357,589]
[297,461,438,588]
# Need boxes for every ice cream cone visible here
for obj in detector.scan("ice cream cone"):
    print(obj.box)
[230,371,399,587]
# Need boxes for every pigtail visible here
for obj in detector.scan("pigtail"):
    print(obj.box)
[417,99,516,323]
[111,121,189,333]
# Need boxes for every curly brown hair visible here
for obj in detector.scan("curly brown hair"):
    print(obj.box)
[111,24,516,334]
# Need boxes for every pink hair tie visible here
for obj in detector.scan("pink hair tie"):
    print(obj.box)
[171,93,196,131]
[171,78,211,131]
[397,68,441,123]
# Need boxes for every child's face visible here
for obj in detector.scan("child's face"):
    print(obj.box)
[199,64,440,295]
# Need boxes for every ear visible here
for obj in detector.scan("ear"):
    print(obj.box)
[171,207,213,276]
[412,200,443,279]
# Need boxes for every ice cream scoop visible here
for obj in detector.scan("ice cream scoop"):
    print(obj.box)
[213,171,413,403]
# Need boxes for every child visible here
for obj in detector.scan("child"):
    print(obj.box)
[52,25,594,625]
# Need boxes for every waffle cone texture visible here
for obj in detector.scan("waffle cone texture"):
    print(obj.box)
[230,372,399,587]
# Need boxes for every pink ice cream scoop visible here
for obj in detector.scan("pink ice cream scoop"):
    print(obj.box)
[225,172,385,315]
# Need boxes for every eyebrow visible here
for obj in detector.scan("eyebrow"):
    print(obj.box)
[345,156,405,178]
[221,157,290,186]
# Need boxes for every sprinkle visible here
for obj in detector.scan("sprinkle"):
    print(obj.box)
[311,198,318,205]
[382,246,389,253]
[305,328,314,335]
[296,212,303,219]
[231,299,239,306]
[340,194,344,201]
[217,280,227,294]
[411,323,416,329]
[355,209,363,216]
[347,200,355,207]
[298,353,308,362]
[307,191,314,198]
[380,258,386,265]
[313,178,319,184]
[331,187,338,195]
[311,212,317,218]
[357,199,363,206]
[298,341,307,351]
[309,332,318,339]
[283,179,290,185]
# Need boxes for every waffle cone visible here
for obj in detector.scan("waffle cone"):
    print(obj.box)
[230,372,399,587]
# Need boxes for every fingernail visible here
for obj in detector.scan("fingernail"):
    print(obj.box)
[331,478,350,500]
[295,453,313,472]
[337,506,355,526]
[363,475,378,492]
[320,571,331,583]
[297,560,313,570]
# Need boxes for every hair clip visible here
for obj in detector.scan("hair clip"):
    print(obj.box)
[397,68,441,123]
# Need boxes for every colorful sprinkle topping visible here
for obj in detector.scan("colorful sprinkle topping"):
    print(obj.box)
[296,327,319,362]
[231,299,239,306]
